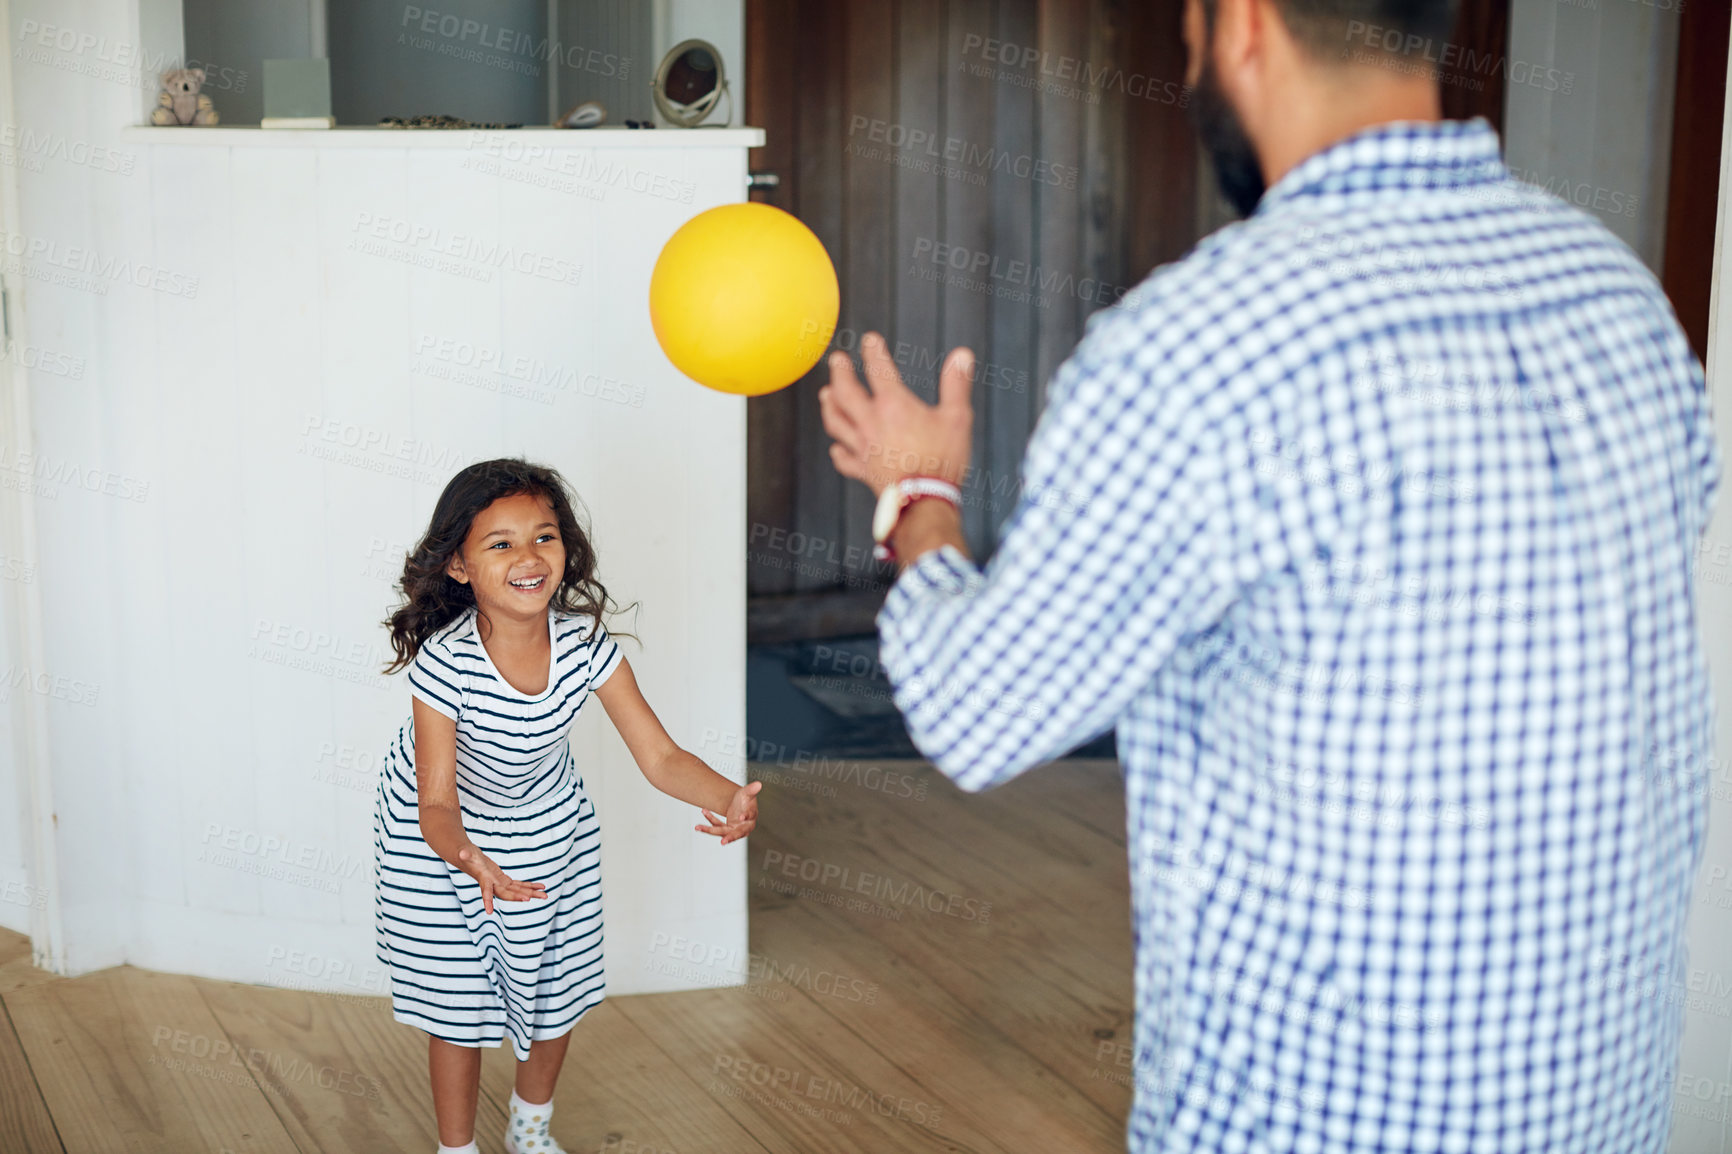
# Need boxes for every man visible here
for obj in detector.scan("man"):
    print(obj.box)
[817,0,1723,1150]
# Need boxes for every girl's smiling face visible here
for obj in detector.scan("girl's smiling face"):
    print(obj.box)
[445,491,565,616]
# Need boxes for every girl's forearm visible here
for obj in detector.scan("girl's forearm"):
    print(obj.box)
[646,748,738,812]
[418,803,474,867]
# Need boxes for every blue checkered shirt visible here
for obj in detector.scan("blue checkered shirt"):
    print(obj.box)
[876,118,1722,1153]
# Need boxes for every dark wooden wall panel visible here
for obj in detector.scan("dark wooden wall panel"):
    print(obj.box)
[1121,0,1197,280]
[747,0,1194,623]
[1081,0,1131,328]
[894,0,945,413]
[789,0,845,596]
[986,0,1039,542]
[842,0,898,561]
[746,0,1516,637]
[1030,0,1086,451]
[1440,0,1509,135]
[1660,0,1730,364]
[745,0,797,596]
[941,0,999,555]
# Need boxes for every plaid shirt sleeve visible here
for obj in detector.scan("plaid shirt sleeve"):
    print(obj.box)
[877,294,1300,794]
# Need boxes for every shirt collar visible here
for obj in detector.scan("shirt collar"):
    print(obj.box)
[1255,116,1505,213]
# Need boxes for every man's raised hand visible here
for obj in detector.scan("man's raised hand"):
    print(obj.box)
[818,331,976,497]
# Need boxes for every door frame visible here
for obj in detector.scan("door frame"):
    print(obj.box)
[0,0,65,974]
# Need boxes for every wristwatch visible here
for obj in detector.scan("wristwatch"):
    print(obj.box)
[872,476,962,563]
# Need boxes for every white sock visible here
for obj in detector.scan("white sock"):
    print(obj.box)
[437,1142,478,1154]
[511,1087,553,1111]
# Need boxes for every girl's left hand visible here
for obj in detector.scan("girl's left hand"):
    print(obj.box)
[697,780,762,846]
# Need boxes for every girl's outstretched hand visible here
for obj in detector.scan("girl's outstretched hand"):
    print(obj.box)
[697,780,762,846]
[455,844,548,914]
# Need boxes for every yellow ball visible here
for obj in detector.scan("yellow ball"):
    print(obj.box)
[649,202,839,396]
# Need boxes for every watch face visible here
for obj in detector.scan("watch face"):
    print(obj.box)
[872,484,901,542]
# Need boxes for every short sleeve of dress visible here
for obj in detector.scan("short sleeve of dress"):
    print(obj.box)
[586,619,624,691]
[406,632,464,721]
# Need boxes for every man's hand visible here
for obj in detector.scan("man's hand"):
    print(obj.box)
[818,331,976,497]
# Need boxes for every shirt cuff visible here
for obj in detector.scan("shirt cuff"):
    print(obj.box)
[885,543,981,608]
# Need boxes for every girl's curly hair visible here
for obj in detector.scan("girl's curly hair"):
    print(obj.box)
[381,457,637,675]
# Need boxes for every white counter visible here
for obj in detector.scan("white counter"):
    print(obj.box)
[123,125,766,149]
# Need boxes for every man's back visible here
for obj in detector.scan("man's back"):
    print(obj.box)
[1105,117,1722,1152]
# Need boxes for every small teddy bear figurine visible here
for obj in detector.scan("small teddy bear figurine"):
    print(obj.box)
[151,68,219,126]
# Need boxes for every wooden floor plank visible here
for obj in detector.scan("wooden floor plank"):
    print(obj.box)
[0,929,61,996]
[0,753,1141,1153]
[0,1000,64,1154]
[765,755,1129,935]
[895,756,1130,848]
[982,758,1129,847]
[748,759,1136,1118]
[474,1000,777,1154]
[616,979,1012,1154]
[197,974,776,1154]
[754,758,1133,965]
[7,965,301,1154]
[194,975,443,1154]
[745,890,1127,1151]
[747,800,1128,1034]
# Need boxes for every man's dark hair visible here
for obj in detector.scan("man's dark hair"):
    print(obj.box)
[1202,0,1461,65]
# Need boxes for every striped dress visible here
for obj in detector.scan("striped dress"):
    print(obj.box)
[372,603,622,1059]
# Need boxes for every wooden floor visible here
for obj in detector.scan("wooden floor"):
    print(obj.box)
[0,758,1134,1153]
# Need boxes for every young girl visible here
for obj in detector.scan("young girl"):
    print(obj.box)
[374,458,760,1154]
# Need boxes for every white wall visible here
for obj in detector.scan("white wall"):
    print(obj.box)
[0,514,44,938]
[556,0,657,127]
[1,0,757,999]
[180,0,311,126]
[3,0,154,973]
[1502,0,1681,273]
[327,0,546,126]
[172,1,742,130]
[0,0,49,945]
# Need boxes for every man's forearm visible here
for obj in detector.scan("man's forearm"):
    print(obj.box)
[892,495,971,575]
